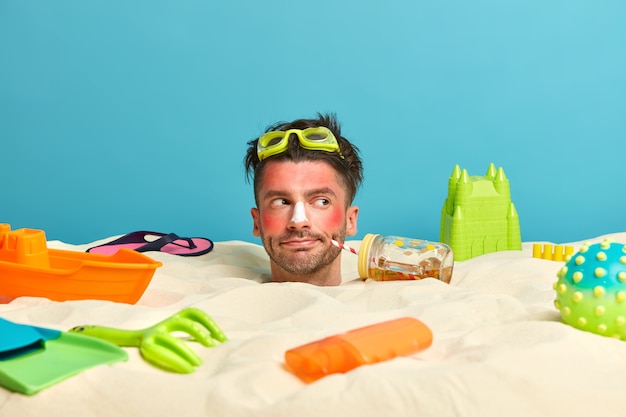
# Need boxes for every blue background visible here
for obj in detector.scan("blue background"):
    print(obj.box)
[1,1,625,245]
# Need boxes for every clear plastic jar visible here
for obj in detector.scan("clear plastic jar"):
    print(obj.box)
[357,234,454,283]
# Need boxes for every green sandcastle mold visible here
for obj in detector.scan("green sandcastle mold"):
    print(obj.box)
[440,163,522,261]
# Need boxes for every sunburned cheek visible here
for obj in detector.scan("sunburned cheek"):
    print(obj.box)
[260,213,283,232]
[318,208,344,229]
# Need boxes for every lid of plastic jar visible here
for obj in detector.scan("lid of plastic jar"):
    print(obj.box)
[357,233,379,279]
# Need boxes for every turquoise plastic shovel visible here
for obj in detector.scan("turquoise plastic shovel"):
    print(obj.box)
[0,318,127,395]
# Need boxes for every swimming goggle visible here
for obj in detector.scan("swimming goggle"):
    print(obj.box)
[257,127,344,161]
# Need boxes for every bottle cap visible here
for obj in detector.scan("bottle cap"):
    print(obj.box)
[357,233,378,279]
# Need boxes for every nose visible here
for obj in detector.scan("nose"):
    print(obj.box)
[288,202,310,229]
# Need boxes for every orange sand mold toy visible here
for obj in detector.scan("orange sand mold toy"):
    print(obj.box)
[0,224,162,304]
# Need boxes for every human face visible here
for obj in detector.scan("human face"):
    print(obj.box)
[251,160,358,283]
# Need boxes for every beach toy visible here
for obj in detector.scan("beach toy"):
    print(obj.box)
[0,318,127,395]
[0,224,161,304]
[331,235,454,283]
[554,239,626,340]
[440,163,522,261]
[69,307,227,373]
[532,243,575,261]
[285,317,433,383]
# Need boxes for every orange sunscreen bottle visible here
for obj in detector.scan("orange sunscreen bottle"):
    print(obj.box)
[284,317,433,383]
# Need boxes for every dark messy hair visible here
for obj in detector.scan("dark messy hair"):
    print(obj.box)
[244,113,363,206]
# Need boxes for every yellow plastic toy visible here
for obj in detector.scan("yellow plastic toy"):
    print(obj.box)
[532,243,574,261]
[0,224,161,304]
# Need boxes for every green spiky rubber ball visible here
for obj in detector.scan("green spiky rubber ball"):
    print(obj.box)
[554,239,626,340]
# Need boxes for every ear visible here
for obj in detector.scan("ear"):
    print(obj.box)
[345,205,359,236]
[251,207,261,237]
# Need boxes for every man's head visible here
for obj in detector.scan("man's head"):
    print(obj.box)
[244,113,364,286]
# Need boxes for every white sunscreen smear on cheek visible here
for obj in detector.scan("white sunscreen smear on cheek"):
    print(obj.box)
[291,201,309,223]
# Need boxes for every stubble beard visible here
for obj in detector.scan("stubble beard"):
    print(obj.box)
[262,229,345,275]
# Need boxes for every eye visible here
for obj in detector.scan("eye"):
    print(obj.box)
[313,198,330,207]
[270,198,290,208]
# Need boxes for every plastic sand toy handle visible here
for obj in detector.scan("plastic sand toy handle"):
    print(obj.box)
[69,308,227,373]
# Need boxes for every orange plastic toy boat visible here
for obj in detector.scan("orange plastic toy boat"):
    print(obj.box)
[0,224,162,304]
